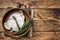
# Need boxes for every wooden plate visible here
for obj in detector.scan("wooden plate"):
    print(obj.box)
[2,8,31,38]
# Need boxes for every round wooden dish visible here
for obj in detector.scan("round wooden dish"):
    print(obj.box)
[2,8,31,38]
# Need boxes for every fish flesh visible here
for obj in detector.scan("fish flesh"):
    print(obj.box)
[4,10,25,32]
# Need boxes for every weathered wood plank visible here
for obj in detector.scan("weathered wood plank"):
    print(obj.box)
[0,0,60,8]
[0,20,60,32]
[0,32,60,40]
[32,32,60,40]
[1,8,60,20]
[33,20,60,32]
[0,8,60,32]
[0,22,4,31]
[33,8,60,32]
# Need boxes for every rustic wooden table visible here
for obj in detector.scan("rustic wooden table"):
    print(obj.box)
[0,0,60,40]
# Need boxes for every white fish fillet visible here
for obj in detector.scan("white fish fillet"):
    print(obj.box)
[4,10,25,32]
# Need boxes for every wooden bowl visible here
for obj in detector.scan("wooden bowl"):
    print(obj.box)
[2,8,31,38]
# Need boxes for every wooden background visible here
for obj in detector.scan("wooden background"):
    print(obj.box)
[0,0,60,40]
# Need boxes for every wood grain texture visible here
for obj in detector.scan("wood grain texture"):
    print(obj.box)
[0,0,60,8]
[0,0,60,40]
[0,32,60,40]
[0,8,60,32]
